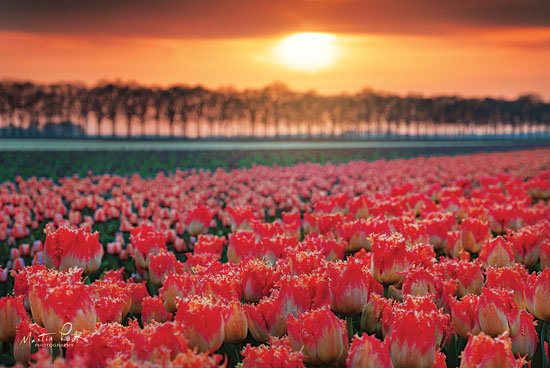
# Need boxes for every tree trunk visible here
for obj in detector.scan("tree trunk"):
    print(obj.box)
[126,116,132,139]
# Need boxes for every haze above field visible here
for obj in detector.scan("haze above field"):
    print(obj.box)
[0,0,549,99]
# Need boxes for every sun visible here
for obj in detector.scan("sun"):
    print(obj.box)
[276,32,337,71]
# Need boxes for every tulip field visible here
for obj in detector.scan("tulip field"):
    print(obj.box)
[2,148,550,367]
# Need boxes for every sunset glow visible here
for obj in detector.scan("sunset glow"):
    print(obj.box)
[0,0,548,98]
[276,33,337,71]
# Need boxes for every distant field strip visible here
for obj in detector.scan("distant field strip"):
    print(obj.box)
[1,138,549,151]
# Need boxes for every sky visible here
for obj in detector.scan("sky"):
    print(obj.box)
[0,0,549,99]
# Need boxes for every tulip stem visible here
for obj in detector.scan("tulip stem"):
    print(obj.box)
[383,284,389,299]
[347,315,354,341]
[542,321,548,368]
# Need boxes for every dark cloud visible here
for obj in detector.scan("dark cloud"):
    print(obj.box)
[0,0,549,38]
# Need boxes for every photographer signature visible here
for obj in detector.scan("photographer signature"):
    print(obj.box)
[19,322,84,345]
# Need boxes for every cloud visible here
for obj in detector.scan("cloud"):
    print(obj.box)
[0,0,549,38]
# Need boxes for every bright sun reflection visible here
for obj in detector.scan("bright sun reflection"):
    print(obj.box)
[276,32,337,71]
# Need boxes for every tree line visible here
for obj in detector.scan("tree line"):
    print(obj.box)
[0,80,549,139]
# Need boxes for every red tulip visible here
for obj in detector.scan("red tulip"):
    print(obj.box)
[175,295,227,353]
[402,265,438,297]
[478,287,520,338]
[12,264,47,309]
[277,250,327,276]
[131,224,167,269]
[371,234,410,285]
[435,259,484,298]
[142,296,172,324]
[14,320,50,366]
[511,310,538,361]
[460,218,490,254]
[298,233,346,261]
[148,249,183,285]
[94,296,125,324]
[160,272,197,313]
[277,273,330,318]
[0,295,28,342]
[129,281,149,315]
[28,268,82,327]
[507,227,542,267]
[227,231,258,264]
[361,293,393,336]
[337,218,390,252]
[41,283,96,341]
[540,239,550,270]
[242,336,305,368]
[485,265,528,310]
[287,306,348,366]
[194,234,225,256]
[488,204,523,235]
[240,259,277,303]
[226,206,256,231]
[479,237,514,269]
[460,333,523,368]
[445,230,464,258]
[451,294,481,339]
[185,206,215,236]
[347,333,391,368]
[44,226,104,274]
[223,301,248,344]
[526,269,550,321]
[387,310,437,368]
[89,279,132,320]
[245,294,287,342]
[328,258,371,315]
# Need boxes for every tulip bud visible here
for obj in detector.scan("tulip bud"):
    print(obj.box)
[540,239,550,270]
[328,259,370,315]
[511,311,538,361]
[460,218,490,254]
[160,272,197,313]
[223,301,248,344]
[14,321,32,367]
[129,281,149,315]
[361,294,392,337]
[287,306,348,366]
[507,227,541,268]
[478,288,520,338]
[479,236,514,268]
[148,249,183,286]
[226,207,256,231]
[347,333,392,368]
[142,296,172,324]
[173,237,186,252]
[388,310,437,368]
[371,234,410,285]
[0,295,28,341]
[445,231,463,259]
[240,259,276,303]
[245,295,287,343]
[485,265,528,310]
[526,269,550,321]
[227,231,257,264]
[460,333,522,368]
[131,224,167,269]
[43,227,104,274]
[185,206,215,236]
[451,294,480,339]
[42,283,96,341]
[175,296,227,353]
[241,336,305,368]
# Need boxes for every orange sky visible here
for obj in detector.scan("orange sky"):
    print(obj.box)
[1,0,549,99]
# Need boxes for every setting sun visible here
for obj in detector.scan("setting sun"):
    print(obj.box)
[276,32,337,72]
